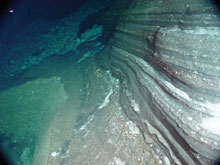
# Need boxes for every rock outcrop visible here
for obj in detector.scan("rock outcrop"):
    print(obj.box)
[98,0,220,164]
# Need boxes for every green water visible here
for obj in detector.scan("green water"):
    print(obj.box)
[0,20,109,164]
[0,1,111,164]
[0,46,112,164]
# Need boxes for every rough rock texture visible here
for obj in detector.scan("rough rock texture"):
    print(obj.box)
[98,0,220,164]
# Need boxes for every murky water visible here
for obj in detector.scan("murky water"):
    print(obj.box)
[0,1,108,163]
[0,41,114,164]
[0,0,159,164]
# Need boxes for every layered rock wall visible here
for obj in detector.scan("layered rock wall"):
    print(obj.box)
[98,0,220,164]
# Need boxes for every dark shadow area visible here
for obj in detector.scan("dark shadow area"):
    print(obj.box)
[0,0,88,43]
[78,0,133,45]
[215,157,220,165]
[213,0,220,8]
[212,0,220,14]
[78,7,114,44]
[0,150,10,165]
[0,0,13,18]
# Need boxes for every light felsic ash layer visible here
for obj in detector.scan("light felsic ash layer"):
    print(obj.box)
[98,0,220,164]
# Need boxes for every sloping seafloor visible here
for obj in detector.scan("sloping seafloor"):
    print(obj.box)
[32,56,160,165]
[0,41,161,164]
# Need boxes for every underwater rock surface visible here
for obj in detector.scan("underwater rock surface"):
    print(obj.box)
[0,0,220,164]
[98,0,220,164]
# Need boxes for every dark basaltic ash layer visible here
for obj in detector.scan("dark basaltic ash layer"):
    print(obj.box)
[98,0,220,164]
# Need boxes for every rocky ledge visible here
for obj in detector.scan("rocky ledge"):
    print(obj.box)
[98,0,220,164]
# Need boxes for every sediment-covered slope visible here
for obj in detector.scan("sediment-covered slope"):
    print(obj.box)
[99,0,220,164]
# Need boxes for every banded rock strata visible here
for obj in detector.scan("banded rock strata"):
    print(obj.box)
[98,0,220,164]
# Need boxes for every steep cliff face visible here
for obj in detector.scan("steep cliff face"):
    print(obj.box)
[98,0,220,164]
